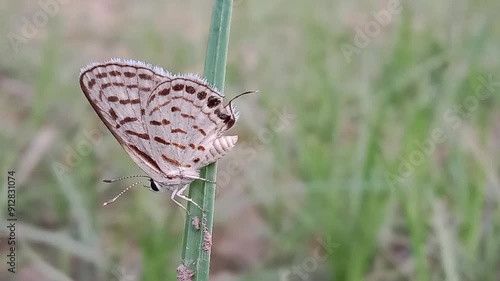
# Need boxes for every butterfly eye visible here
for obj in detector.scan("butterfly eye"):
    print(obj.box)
[150,179,160,192]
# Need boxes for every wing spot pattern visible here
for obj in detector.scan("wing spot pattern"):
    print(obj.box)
[159,88,170,96]
[192,125,206,136]
[197,91,207,100]
[129,144,161,171]
[147,94,157,106]
[181,113,195,120]
[173,84,184,91]
[148,96,218,125]
[214,109,231,123]
[171,77,224,98]
[119,99,140,105]
[108,108,118,120]
[186,86,196,94]
[119,117,138,125]
[149,119,171,126]
[161,154,184,167]
[207,96,221,108]
[227,119,236,129]
[87,79,96,89]
[171,128,187,134]
[154,137,186,149]
[139,74,153,80]
[125,130,150,140]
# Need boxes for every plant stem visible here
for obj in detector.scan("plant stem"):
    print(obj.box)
[180,0,233,280]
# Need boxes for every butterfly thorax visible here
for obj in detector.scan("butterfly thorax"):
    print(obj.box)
[151,168,200,192]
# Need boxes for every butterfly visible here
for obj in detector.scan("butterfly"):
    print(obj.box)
[79,58,254,210]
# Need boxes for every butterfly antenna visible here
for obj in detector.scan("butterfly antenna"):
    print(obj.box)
[102,175,149,183]
[226,90,259,106]
[102,179,149,206]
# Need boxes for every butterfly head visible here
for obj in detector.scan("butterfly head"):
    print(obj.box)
[148,177,193,192]
[148,169,201,192]
[149,178,161,192]
[148,178,180,193]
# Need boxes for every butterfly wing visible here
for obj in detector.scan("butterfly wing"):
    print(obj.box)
[144,74,238,172]
[79,59,170,180]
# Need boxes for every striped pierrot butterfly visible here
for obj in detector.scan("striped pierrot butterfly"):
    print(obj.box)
[79,58,255,210]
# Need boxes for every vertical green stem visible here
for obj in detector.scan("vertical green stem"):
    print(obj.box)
[181,0,233,280]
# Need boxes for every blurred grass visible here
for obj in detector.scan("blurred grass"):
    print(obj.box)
[1,0,500,281]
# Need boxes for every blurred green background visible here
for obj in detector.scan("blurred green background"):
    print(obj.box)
[1,0,500,280]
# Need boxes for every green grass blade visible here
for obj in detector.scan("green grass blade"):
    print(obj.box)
[181,0,233,280]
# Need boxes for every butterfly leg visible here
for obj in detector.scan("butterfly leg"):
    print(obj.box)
[170,188,189,214]
[176,184,203,210]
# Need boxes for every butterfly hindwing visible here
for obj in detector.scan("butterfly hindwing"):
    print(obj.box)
[144,75,239,172]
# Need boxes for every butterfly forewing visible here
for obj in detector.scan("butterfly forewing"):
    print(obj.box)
[144,75,239,171]
[79,59,170,180]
